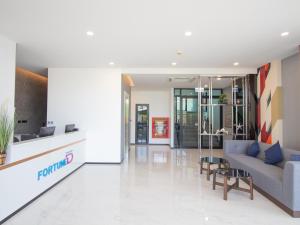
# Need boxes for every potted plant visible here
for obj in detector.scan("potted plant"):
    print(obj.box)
[218,93,228,104]
[0,105,14,165]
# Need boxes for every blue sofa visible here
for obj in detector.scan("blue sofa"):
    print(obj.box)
[224,140,300,217]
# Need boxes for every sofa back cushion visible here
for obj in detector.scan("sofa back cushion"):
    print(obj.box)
[257,142,271,161]
[258,142,300,168]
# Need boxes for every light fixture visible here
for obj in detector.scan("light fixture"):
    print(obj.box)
[109,62,115,66]
[185,31,192,37]
[281,32,289,37]
[176,50,183,56]
[233,62,239,66]
[171,62,177,66]
[86,31,94,36]
[204,84,208,88]
[217,77,222,81]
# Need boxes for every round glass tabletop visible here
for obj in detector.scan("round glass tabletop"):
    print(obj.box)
[200,157,228,165]
[215,168,251,178]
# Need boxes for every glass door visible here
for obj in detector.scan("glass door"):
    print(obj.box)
[174,89,198,148]
[135,104,149,144]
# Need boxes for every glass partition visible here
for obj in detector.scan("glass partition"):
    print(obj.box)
[198,76,248,151]
[173,76,248,151]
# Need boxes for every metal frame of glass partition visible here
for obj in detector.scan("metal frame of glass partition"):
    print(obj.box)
[197,76,248,154]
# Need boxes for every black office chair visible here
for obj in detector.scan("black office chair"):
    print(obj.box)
[20,134,37,141]
[13,136,20,142]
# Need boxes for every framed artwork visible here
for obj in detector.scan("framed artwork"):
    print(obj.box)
[152,117,169,138]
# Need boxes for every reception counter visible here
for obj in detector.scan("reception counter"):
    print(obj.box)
[0,131,86,222]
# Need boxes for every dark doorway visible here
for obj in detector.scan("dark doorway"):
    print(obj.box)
[135,104,149,144]
[174,89,198,148]
[174,88,223,149]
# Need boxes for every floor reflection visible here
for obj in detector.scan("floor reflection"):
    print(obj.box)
[127,145,223,173]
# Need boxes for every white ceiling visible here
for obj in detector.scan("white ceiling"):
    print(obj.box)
[0,0,300,75]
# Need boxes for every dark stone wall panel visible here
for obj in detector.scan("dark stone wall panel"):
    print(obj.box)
[14,71,48,134]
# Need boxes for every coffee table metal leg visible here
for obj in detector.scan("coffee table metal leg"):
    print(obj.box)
[236,177,239,188]
[207,163,210,181]
[213,170,216,190]
[200,160,203,174]
[249,177,254,200]
[224,176,228,200]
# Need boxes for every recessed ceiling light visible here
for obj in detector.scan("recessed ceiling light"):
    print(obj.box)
[185,31,192,37]
[233,62,239,66]
[204,84,208,88]
[86,31,94,36]
[176,50,183,56]
[109,62,115,66]
[281,32,289,37]
[217,77,222,81]
[171,62,177,66]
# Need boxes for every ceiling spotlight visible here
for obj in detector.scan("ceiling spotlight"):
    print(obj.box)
[281,32,289,37]
[109,62,115,66]
[204,84,208,88]
[86,31,94,36]
[233,62,239,66]
[176,50,183,56]
[171,62,177,66]
[217,77,222,81]
[185,31,192,37]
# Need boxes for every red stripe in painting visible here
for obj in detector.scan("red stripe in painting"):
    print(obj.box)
[261,123,271,143]
[259,63,271,97]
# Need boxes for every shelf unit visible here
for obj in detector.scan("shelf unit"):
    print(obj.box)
[197,76,249,151]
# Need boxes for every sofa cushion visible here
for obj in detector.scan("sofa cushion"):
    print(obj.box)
[225,153,283,201]
[246,141,260,157]
[257,142,300,168]
[277,148,300,168]
[290,154,300,161]
[264,142,283,165]
[257,142,272,161]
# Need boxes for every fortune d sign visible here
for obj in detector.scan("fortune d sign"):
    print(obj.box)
[37,151,73,181]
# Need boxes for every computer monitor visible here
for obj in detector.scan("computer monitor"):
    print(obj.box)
[65,124,76,133]
[39,126,55,137]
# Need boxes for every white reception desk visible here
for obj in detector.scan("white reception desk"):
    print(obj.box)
[0,131,86,222]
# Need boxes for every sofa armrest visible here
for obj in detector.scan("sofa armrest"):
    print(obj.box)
[283,161,300,211]
[223,140,255,155]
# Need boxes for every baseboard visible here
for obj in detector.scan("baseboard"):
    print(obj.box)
[242,178,300,218]
[0,163,85,224]
[85,162,121,164]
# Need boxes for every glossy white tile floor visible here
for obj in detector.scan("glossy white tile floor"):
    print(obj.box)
[4,145,299,225]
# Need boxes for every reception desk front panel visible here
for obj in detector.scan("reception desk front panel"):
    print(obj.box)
[0,132,85,222]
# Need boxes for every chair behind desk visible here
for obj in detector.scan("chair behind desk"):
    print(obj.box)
[20,134,37,141]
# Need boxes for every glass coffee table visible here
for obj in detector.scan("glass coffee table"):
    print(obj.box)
[199,157,229,181]
[213,168,254,200]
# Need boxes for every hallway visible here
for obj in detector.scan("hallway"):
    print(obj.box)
[3,145,297,225]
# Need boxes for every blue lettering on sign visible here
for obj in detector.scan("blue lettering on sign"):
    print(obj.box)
[37,151,73,181]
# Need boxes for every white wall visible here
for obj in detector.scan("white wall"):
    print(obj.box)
[0,35,16,118]
[130,88,171,145]
[282,52,300,150]
[47,68,122,163]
